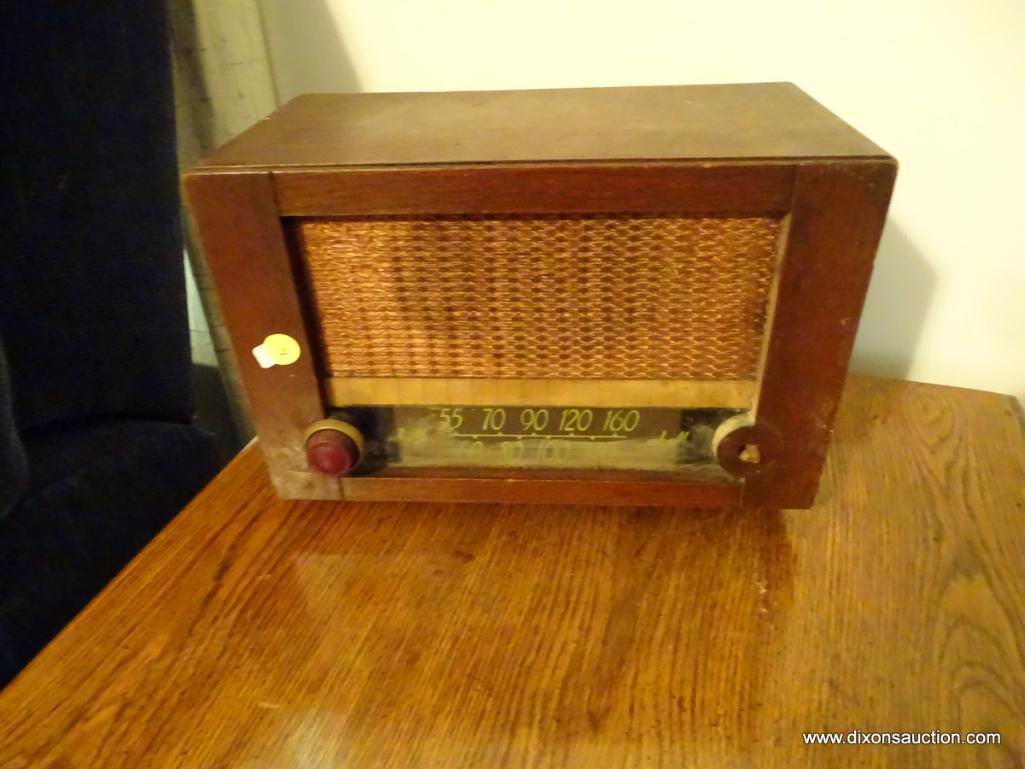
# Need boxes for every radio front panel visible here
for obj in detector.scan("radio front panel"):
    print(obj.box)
[290,211,785,483]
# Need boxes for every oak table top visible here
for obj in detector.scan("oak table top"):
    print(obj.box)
[1,376,1024,768]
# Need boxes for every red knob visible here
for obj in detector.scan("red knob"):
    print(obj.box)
[306,428,362,477]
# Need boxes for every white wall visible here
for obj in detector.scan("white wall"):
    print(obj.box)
[259,0,1025,401]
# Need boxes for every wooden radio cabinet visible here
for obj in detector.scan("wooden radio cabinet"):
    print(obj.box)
[184,82,896,508]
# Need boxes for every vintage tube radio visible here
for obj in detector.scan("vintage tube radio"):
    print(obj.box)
[184,83,895,507]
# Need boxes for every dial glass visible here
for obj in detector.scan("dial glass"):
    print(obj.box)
[338,405,743,474]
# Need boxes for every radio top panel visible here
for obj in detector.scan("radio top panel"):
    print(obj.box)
[198,82,889,169]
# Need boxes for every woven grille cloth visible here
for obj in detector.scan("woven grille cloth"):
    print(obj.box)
[296,214,780,380]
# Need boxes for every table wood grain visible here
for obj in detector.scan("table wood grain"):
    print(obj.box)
[1,376,1023,768]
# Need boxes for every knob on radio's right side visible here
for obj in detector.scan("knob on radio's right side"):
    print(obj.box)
[713,414,782,479]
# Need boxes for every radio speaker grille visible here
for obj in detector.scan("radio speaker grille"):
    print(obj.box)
[296,214,781,380]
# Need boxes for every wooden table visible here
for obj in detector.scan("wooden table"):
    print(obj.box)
[2,376,1024,768]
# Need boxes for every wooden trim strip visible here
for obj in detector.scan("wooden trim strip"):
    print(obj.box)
[745,161,897,507]
[340,476,740,507]
[325,377,756,409]
[272,162,796,217]
[183,171,338,500]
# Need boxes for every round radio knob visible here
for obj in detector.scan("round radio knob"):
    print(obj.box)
[304,419,365,477]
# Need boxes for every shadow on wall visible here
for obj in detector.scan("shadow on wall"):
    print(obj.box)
[851,220,935,380]
[259,0,361,98]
